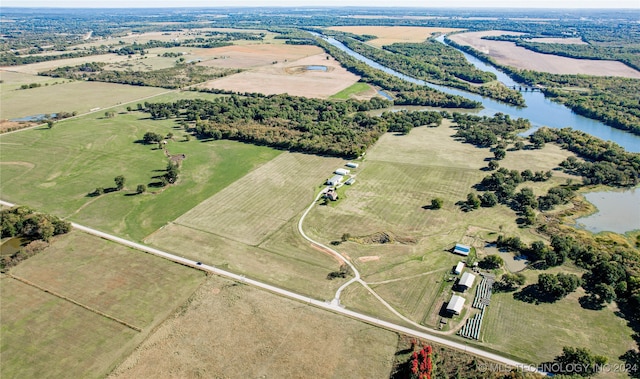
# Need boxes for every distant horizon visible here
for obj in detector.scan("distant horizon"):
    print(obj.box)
[2,0,639,9]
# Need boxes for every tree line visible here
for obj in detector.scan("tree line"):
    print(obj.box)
[142,94,444,158]
[332,35,524,106]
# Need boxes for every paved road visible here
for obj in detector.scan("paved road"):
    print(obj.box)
[0,199,544,375]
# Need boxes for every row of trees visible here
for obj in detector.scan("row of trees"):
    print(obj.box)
[40,61,241,89]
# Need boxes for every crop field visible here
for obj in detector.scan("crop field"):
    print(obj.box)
[1,230,205,379]
[110,275,398,379]
[0,110,279,240]
[196,43,321,69]
[482,266,636,376]
[328,26,462,47]
[174,152,346,246]
[0,79,168,120]
[449,31,640,78]
[200,52,361,98]
[526,37,587,45]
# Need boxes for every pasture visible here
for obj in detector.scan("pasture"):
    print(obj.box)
[302,122,577,322]
[0,109,279,241]
[0,53,132,75]
[196,43,320,69]
[328,26,462,48]
[109,275,398,379]
[448,31,640,78]
[174,152,345,246]
[482,266,636,376]
[200,52,360,98]
[0,78,167,119]
[1,230,204,379]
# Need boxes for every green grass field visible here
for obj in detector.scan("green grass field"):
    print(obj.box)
[330,82,374,99]
[0,79,168,119]
[482,266,636,376]
[1,230,205,379]
[0,110,279,240]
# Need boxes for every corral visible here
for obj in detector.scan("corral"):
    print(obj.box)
[448,30,640,78]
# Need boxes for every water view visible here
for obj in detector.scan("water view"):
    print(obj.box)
[321,35,640,153]
[576,188,640,234]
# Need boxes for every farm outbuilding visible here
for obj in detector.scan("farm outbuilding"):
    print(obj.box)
[345,178,356,185]
[346,162,359,169]
[459,272,476,290]
[454,261,465,275]
[453,243,471,256]
[326,175,343,186]
[325,188,339,201]
[335,168,350,176]
[446,294,465,315]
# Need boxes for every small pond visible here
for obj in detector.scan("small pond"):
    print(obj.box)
[377,90,393,100]
[10,113,57,122]
[576,188,640,234]
[0,237,23,257]
[306,65,328,71]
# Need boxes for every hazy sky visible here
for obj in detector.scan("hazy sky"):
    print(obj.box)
[3,0,639,8]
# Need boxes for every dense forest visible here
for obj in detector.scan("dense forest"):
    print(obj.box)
[330,34,525,106]
[142,94,443,158]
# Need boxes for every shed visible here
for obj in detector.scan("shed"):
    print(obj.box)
[446,294,465,314]
[335,168,350,176]
[346,162,359,169]
[459,272,476,290]
[453,243,471,256]
[345,178,356,185]
[454,261,465,275]
[326,175,343,186]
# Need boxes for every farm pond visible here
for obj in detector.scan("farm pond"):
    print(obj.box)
[576,188,640,234]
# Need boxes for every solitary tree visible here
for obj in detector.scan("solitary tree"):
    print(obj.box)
[136,184,146,194]
[493,147,506,160]
[46,120,54,129]
[431,198,443,209]
[114,175,125,191]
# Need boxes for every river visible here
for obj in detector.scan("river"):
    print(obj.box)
[320,35,640,153]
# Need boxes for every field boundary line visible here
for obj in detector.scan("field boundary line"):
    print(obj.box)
[7,273,142,332]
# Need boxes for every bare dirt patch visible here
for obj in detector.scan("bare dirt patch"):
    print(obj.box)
[109,276,398,379]
[526,37,587,45]
[329,26,462,48]
[449,30,640,78]
[200,53,360,98]
[352,231,416,245]
[196,43,322,69]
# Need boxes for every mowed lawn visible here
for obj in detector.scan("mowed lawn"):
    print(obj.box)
[147,152,351,299]
[1,230,205,379]
[175,152,346,246]
[0,75,168,120]
[110,275,399,379]
[0,110,280,241]
[482,266,636,374]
